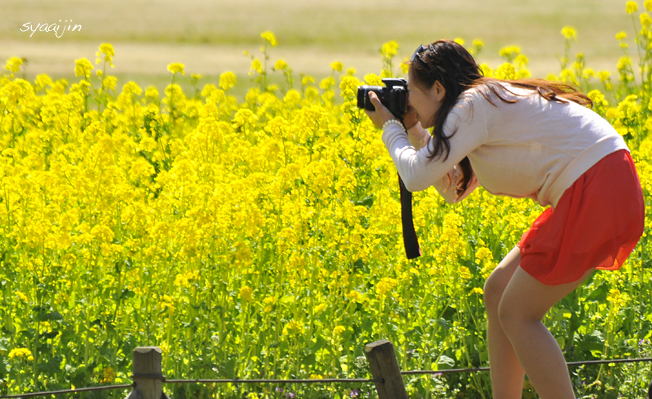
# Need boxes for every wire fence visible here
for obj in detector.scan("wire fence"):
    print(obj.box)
[0,384,134,399]
[164,378,380,384]
[1,344,650,399]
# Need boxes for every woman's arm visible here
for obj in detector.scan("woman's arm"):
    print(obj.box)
[432,164,479,204]
[408,123,478,203]
[407,122,431,150]
[382,120,484,193]
[367,89,488,196]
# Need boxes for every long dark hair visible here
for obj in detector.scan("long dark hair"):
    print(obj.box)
[409,39,592,197]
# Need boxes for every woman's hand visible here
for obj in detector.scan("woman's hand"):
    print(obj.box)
[402,106,419,130]
[364,91,398,129]
[364,92,419,131]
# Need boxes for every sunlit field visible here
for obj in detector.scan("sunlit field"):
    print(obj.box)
[0,0,632,96]
[2,1,652,398]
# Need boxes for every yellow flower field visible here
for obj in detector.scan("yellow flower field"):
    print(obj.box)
[2,3,652,398]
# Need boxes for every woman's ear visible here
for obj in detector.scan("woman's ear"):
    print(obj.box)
[434,81,446,102]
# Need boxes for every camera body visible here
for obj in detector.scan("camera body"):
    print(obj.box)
[357,78,408,118]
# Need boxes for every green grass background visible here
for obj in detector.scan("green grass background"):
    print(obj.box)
[0,0,635,97]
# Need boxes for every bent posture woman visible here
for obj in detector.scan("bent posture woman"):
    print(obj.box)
[365,40,645,398]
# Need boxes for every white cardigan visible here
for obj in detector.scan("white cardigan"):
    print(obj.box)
[383,83,628,207]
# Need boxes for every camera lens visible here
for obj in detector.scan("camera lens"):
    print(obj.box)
[357,86,382,111]
[356,87,368,110]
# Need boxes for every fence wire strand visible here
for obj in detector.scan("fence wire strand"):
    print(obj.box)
[0,383,133,399]
[164,378,379,384]
[400,357,652,377]
[2,357,651,398]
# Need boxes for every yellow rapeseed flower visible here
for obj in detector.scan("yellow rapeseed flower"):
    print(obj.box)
[400,58,410,74]
[90,225,115,243]
[598,70,611,83]
[283,320,304,336]
[261,31,278,47]
[167,63,185,75]
[339,76,359,99]
[34,74,52,91]
[561,26,577,41]
[250,59,263,76]
[219,71,237,90]
[319,76,335,90]
[607,288,622,304]
[495,63,516,80]
[5,57,23,73]
[301,75,315,86]
[314,303,327,313]
[174,273,190,288]
[161,295,175,311]
[475,247,493,264]
[514,54,529,67]
[641,13,652,27]
[145,86,159,99]
[96,43,115,67]
[499,45,521,60]
[588,89,608,107]
[364,73,382,86]
[376,277,398,297]
[240,285,253,303]
[380,40,399,59]
[103,76,117,92]
[459,266,472,280]
[617,56,632,71]
[262,297,276,312]
[274,59,288,71]
[330,61,344,73]
[333,325,346,336]
[480,63,493,77]
[626,1,638,14]
[346,290,364,303]
[8,348,32,360]
[232,108,257,130]
[646,0,652,11]
[74,58,93,78]
[100,367,116,384]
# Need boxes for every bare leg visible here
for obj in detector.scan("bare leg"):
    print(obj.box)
[498,266,595,399]
[483,246,526,398]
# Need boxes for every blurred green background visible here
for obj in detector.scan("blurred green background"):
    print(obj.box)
[0,0,633,95]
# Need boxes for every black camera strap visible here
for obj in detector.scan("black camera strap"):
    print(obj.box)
[393,117,421,260]
[399,174,421,259]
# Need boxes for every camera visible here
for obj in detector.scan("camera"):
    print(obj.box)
[357,78,408,118]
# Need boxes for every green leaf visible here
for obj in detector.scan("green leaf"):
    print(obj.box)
[585,284,607,302]
[354,195,374,209]
[121,288,135,300]
[577,331,604,353]
[436,318,450,331]
[46,311,63,321]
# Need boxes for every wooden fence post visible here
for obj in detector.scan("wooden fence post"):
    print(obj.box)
[364,340,409,399]
[130,346,164,399]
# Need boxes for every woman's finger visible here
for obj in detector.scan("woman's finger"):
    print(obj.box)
[369,91,382,111]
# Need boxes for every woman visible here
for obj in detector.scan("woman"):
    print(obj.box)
[364,40,645,398]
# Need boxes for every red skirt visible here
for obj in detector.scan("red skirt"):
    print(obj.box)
[517,149,645,285]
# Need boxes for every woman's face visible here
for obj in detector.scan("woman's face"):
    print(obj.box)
[407,69,446,129]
